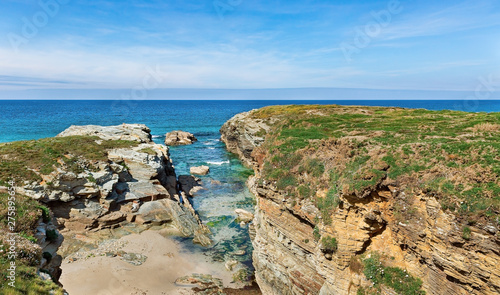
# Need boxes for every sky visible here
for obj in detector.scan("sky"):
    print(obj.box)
[0,0,499,99]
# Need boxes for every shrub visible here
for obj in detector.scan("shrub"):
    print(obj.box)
[313,226,321,242]
[19,232,37,243]
[462,226,472,240]
[46,229,58,242]
[42,252,52,262]
[321,236,338,252]
[37,205,51,223]
[297,185,311,198]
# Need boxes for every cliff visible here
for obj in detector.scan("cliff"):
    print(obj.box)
[0,124,210,293]
[220,105,500,295]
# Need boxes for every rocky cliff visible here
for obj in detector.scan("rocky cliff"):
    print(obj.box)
[221,105,500,295]
[0,124,211,292]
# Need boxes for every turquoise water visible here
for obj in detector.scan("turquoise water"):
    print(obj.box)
[1,99,499,280]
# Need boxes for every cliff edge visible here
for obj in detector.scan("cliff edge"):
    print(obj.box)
[221,105,500,295]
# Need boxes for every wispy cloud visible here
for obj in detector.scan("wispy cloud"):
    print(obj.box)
[379,0,500,41]
[0,0,499,95]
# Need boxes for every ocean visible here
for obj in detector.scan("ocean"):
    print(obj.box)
[1,99,499,276]
[1,100,499,144]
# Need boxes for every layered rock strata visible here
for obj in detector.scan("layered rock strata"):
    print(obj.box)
[21,124,210,246]
[221,108,500,295]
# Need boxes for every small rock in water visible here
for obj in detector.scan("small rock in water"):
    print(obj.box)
[235,209,254,223]
[190,165,210,175]
[165,130,197,146]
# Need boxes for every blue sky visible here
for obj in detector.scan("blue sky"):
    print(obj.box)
[0,0,499,98]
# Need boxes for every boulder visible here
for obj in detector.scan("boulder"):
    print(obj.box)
[164,131,197,146]
[178,175,203,196]
[111,181,169,203]
[135,199,173,225]
[57,123,152,143]
[190,165,210,175]
[235,209,254,223]
[98,211,126,227]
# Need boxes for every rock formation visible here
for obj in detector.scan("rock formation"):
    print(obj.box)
[235,209,254,223]
[220,111,270,168]
[190,165,210,175]
[221,106,500,295]
[164,130,197,146]
[57,123,152,143]
[17,124,211,248]
[178,175,204,197]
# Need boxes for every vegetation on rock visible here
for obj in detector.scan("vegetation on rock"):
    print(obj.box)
[0,136,139,185]
[359,252,425,295]
[0,193,64,294]
[252,105,499,224]
[320,236,338,252]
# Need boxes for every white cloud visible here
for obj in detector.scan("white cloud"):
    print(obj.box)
[379,0,500,41]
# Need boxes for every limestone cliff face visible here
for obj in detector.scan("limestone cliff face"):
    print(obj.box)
[221,110,500,295]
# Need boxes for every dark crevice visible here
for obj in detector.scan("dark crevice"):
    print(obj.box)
[285,207,315,228]
[355,223,387,255]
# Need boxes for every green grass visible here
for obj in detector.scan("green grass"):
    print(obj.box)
[0,263,65,295]
[316,188,339,225]
[0,193,42,234]
[251,105,499,224]
[139,147,157,155]
[0,194,64,294]
[0,136,139,185]
[313,226,321,242]
[298,158,325,178]
[361,252,425,295]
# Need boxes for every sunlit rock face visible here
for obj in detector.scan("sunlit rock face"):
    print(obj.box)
[221,107,500,295]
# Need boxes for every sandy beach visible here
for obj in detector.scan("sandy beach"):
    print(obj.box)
[60,230,235,295]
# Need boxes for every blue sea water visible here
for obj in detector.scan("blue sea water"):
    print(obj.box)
[0,99,499,278]
[0,100,499,144]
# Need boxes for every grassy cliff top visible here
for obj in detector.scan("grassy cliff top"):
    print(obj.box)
[0,136,139,185]
[250,104,499,225]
